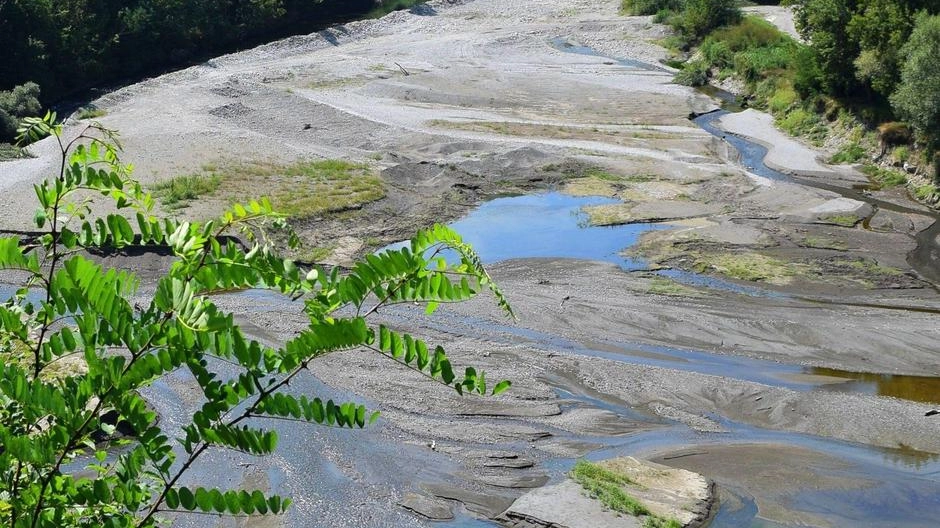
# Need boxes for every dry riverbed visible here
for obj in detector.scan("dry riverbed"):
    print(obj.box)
[3,0,940,527]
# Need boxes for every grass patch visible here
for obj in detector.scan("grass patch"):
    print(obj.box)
[152,173,223,209]
[570,460,682,528]
[860,164,907,187]
[830,142,866,164]
[570,460,648,516]
[647,277,700,296]
[692,252,798,284]
[820,214,860,227]
[152,159,384,218]
[76,107,106,120]
[0,143,31,161]
[913,183,939,202]
[801,236,848,251]
[777,108,826,145]
[583,203,636,226]
[837,258,902,277]
[300,245,336,263]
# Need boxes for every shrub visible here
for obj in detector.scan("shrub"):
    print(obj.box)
[0,82,41,142]
[674,0,741,41]
[673,60,710,86]
[830,142,866,164]
[622,0,683,16]
[768,84,798,114]
[0,114,513,526]
[778,107,825,142]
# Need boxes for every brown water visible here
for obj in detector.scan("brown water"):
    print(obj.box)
[808,366,940,405]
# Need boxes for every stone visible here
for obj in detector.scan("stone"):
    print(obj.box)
[398,492,454,520]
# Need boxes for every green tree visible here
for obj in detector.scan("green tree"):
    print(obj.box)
[0,113,512,526]
[794,0,859,95]
[890,13,940,150]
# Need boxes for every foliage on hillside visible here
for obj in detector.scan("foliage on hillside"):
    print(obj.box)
[0,114,512,526]
[639,1,939,190]
[0,0,425,105]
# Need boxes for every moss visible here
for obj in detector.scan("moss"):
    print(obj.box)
[820,214,860,227]
[801,236,848,251]
[837,258,903,277]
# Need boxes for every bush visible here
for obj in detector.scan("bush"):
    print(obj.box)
[778,107,825,141]
[673,60,710,86]
[0,82,41,142]
[674,0,741,41]
[622,0,683,16]
[0,114,513,526]
[768,84,799,114]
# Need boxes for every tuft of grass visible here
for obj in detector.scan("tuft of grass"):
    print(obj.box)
[768,84,798,114]
[152,173,223,209]
[830,142,866,164]
[76,107,106,120]
[366,0,425,19]
[570,460,648,516]
[913,183,939,202]
[860,164,907,187]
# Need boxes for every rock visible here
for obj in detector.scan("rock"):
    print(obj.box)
[483,458,535,469]
[422,484,517,518]
[501,457,714,528]
[479,474,550,489]
[398,492,454,520]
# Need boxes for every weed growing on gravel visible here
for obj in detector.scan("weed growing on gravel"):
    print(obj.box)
[570,460,682,528]
[152,173,223,209]
[570,460,646,515]
[76,107,106,119]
